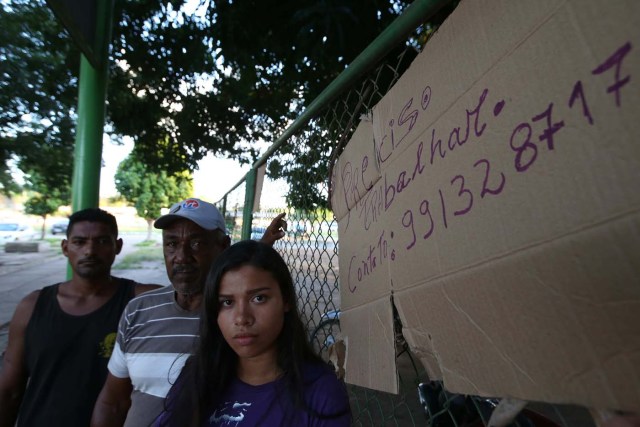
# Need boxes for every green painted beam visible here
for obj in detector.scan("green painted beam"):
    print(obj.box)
[70,0,115,211]
[68,0,115,278]
[241,169,257,240]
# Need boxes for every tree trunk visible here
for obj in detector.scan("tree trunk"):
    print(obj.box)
[40,215,47,240]
[146,218,153,241]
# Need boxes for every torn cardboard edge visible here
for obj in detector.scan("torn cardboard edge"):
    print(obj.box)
[333,0,640,412]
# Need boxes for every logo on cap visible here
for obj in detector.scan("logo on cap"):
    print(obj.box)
[182,199,200,210]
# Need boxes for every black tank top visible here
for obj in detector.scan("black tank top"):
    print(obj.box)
[18,278,136,427]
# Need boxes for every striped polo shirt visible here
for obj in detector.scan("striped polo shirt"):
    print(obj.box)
[108,286,201,427]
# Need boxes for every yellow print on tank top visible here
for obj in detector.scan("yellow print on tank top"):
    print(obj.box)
[99,332,117,358]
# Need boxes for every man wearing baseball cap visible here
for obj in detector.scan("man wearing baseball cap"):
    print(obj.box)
[91,198,286,427]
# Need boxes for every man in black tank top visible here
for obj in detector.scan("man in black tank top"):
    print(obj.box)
[0,208,160,427]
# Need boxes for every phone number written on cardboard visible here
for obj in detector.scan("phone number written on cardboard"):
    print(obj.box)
[347,41,633,293]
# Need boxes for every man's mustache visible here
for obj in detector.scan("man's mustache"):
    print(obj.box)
[172,265,197,274]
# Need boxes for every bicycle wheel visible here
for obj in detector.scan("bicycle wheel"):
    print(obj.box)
[309,318,341,363]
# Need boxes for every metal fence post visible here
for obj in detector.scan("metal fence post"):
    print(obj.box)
[241,168,257,240]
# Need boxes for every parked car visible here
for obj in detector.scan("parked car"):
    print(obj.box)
[51,220,69,235]
[0,222,38,244]
[250,226,267,240]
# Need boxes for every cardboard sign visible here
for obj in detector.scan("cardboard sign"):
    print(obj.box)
[331,0,640,411]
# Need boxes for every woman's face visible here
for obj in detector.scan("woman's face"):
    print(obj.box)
[217,265,289,368]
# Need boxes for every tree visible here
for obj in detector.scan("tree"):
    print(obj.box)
[114,153,193,240]
[24,194,63,239]
[107,0,425,174]
[1,0,458,209]
[0,1,78,197]
[22,165,69,239]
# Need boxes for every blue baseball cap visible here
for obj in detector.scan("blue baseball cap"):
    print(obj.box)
[154,198,226,233]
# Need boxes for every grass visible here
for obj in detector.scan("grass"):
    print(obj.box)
[41,238,64,255]
[44,237,62,246]
[114,244,164,269]
[135,239,159,247]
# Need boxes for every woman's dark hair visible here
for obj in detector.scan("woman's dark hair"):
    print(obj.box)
[158,240,324,426]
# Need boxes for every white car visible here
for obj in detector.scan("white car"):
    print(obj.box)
[0,223,38,244]
[250,226,267,240]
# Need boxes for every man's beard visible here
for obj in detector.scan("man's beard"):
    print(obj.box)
[76,259,109,279]
[171,280,204,296]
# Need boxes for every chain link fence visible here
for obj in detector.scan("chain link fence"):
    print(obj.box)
[214,2,598,425]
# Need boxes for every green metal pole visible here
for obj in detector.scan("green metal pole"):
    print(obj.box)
[68,2,115,278]
[70,54,108,211]
[221,195,228,234]
[241,169,257,241]
[70,0,115,211]
[221,195,228,217]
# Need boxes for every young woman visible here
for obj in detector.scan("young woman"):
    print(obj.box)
[154,240,351,426]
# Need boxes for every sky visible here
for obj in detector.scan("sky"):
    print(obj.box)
[100,135,286,208]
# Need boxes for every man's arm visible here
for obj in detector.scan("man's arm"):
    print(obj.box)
[0,291,38,427]
[90,373,133,427]
[260,212,287,246]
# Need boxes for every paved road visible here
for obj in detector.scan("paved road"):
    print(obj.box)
[0,233,171,362]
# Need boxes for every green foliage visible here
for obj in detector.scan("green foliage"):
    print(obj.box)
[24,194,61,239]
[22,166,68,238]
[0,1,77,196]
[1,0,458,209]
[135,239,159,247]
[115,153,193,222]
[22,163,69,213]
[24,194,61,217]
